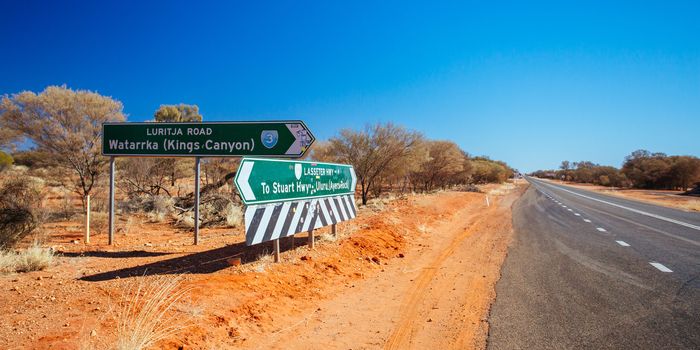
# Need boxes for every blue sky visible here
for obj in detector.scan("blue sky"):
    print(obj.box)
[1,1,698,172]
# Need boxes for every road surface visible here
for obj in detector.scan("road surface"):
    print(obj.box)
[488,177,700,349]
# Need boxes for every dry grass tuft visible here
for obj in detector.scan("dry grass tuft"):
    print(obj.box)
[488,182,516,196]
[0,243,54,273]
[319,232,338,242]
[679,200,700,212]
[0,250,15,273]
[114,275,193,350]
[417,223,430,234]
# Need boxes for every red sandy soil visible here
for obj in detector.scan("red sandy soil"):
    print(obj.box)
[0,183,525,350]
[543,179,700,212]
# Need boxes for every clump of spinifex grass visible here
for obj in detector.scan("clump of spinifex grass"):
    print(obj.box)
[114,275,193,350]
[0,243,54,273]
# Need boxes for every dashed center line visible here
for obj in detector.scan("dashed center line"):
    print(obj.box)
[650,262,673,273]
[567,209,573,212]
[596,227,607,232]
[562,206,567,208]
[583,219,591,222]
[616,240,630,247]
[574,213,581,216]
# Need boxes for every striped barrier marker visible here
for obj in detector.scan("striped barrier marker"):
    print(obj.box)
[244,194,357,246]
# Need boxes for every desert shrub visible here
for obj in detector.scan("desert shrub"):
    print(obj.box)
[0,177,44,249]
[147,196,174,223]
[119,195,174,223]
[224,203,243,228]
[0,209,38,249]
[90,212,110,234]
[0,151,12,171]
[0,176,43,209]
[175,212,195,229]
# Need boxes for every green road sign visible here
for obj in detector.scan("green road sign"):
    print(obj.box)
[234,158,357,205]
[102,121,314,157]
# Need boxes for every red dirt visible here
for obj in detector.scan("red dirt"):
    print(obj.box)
[0,183,525,349]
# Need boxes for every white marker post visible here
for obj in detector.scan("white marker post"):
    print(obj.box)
[85,194,90,244]
[486,195,490,207]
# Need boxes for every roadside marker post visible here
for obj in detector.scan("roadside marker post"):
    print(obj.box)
[85,194,90,244]
[102,121,315,245]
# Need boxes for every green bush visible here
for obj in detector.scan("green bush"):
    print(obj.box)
[0,151,12,171]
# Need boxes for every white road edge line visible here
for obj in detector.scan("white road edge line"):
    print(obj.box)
[616,240,630,247]
[596,227,607,232]
[539,181,700,231]
[650,262,673,273]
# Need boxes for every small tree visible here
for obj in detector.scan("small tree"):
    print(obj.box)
[0,86,126,210]
[153,104,202,186]
[154,104,202,123]
[322,123,423,205]
[411,140,464,191]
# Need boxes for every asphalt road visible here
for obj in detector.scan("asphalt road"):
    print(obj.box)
[488,177,700,349]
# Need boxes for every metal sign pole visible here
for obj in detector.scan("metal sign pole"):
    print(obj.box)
[108,157,115,245]
[273,239,280,263]
[194,157,201,245]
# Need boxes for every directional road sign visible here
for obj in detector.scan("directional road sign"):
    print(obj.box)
[102,121,314,157]
[234,158,357,205]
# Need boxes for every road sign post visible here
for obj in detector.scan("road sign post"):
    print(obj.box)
[194,157,201,245]
[108,157,115,245]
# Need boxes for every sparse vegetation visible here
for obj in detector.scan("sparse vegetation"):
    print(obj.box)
[114,275,193,350]
[0,151,12,171]
[0,243,54,273]
[532,150,700,191]
[0,85,126,211]
[0,176,44,249]
[314,123,514,205]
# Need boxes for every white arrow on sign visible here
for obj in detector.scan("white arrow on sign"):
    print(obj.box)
[236,160,256,201]
[350,167,357,191]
